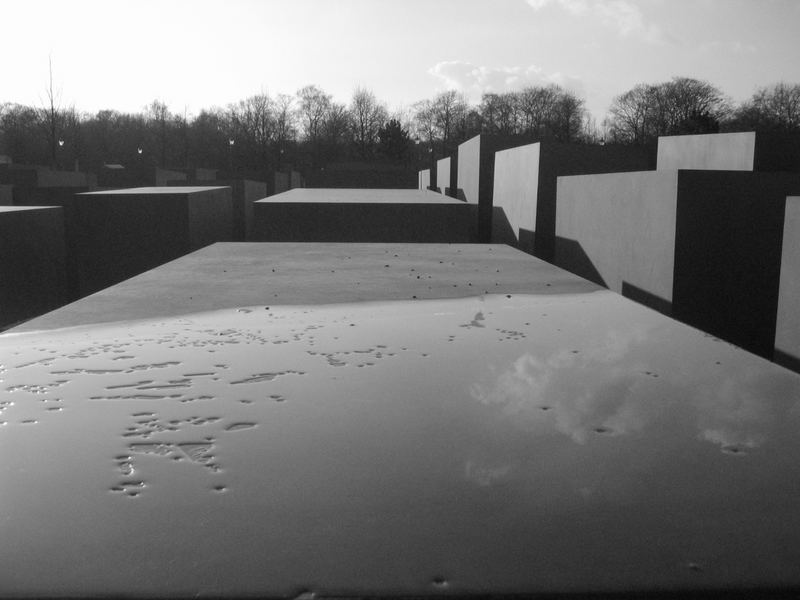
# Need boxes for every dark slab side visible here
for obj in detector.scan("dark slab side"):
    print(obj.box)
[0,206,67,329]
[251,188,478,243]
[71,187,234,298]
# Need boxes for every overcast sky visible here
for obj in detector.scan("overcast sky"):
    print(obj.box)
[2,0,798,121]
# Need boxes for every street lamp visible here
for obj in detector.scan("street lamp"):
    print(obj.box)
[228,138,235,174]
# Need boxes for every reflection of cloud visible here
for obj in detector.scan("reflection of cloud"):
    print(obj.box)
[525,0,665,44]
[470,325,663,444]
[471,320,800,453]
[464,460,512,487]
[428,60,585,104]
[694,367,800,454]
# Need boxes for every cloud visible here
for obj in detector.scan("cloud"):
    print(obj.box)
[526,0,665,43]
[427,60,585,103]
[700,40,758,55]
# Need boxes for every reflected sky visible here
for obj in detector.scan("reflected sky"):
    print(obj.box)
[2,292,800,596]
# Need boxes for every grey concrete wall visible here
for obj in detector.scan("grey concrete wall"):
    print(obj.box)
[457,134,541,242]
[672,171,800,359]
[290,170,303,189]
[556,168,800,360]
[194,168,217,181]
[657,132,756,171]
[493,143,540,249]
[436,157,451,196]
[0,164,91,188]
[775,196,800,372]
[155,168,187,186]
[555,170,679,307]
[274,172,290,195]
[169,179,268,242]
[252,200,478,243]
[457,135,481,206]
[72,187,233,297]
[0,206,67,329]
[0,185,13,205]
[418,169,430,190]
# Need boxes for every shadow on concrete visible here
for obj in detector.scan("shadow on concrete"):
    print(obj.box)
[518,228,536,257]
[553,236,607,288]
[491,207,518,246]
[621,281,673,316]
[774,349,800,375]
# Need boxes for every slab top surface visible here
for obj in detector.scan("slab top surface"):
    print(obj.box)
[80,186,230,195]
[0,205,60,213]
[4,243,800,597]
[259,188,464,204]
[2,280,800,597]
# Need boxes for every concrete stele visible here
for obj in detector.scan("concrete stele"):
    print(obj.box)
[657,132,756,171]
[776,196,800,371]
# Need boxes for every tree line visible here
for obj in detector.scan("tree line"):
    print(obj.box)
[0,78,798,177]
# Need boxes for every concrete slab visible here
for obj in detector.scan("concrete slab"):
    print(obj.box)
[13,242,597,331]
[3,242,800,597]
[0,206,67,329]
[72,187,234,298]
[658,131,800,172]
[436,156,450,196]
[273,171,289,195]
[457,134,535,241]
[0,184,12,205]
[775,196,800,372]
[555,169,800,359]
[168,179,268,241]
[418,168,430,190]
[252,189,477,243]
[493,141,653,260]
[0,164,92,188]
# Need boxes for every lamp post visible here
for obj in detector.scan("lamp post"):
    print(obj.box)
[228,138,235,175]
[58,138,64,170]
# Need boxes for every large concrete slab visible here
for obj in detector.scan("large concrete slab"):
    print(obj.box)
[0,184,12,205]
[775,196,800,372]
[657,131,800,172]
[13,243,596,331]
[436,156,450,196]
[273,171,289,195]
[0,164,93,188]
[98,166,188,189]
[457,134,537,241]
[252,188,477,243]
[72,187,233,298]
[3,242,800,597]
[556,169,800,360]
[418,168,430,190]
[169,179,267,241]
[493,141,653,260]
[0,206,67,329]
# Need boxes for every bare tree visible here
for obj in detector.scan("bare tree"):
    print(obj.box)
[39,56,64,168]
[607,77,729,143]
[728,82,800,132]
[145,99,171,167]
[296,85,331,144]
[431,90,468,151]
[349,87,387,158]
[229,93,275,170]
